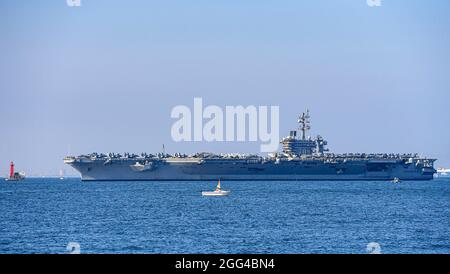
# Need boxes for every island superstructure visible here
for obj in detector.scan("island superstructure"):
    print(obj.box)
[64,111,436,181]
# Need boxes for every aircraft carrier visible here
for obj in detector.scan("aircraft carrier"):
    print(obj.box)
[64,111,436,181]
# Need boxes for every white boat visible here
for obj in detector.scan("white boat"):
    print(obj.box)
[391,177,400,183]
[202,180,230,196]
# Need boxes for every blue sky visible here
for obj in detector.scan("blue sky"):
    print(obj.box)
[1,0,449,176]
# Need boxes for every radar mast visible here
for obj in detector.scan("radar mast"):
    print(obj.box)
[298,110,311,140]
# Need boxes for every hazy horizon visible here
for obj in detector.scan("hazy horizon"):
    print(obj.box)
[1,0,450,176]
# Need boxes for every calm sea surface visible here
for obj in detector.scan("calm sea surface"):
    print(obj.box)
[0,178,449,254]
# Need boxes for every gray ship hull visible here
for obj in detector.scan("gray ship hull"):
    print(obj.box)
[64,112,436,181]
[65,157,435,181]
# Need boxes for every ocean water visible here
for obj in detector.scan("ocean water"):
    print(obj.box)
[0,178,448,254]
